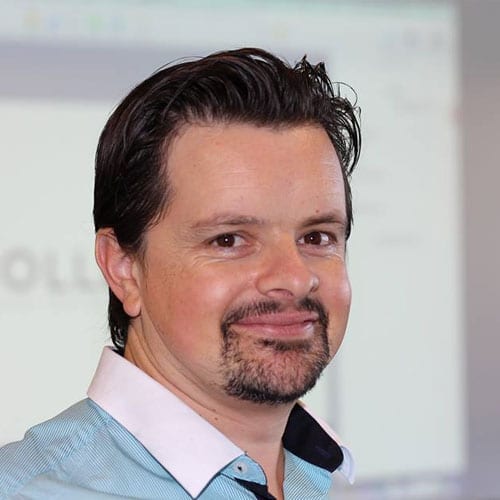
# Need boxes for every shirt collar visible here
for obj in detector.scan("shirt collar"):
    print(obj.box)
[286,401,355,484]
[87,347,354,497]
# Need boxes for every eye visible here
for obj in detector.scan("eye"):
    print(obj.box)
[211,233,245,248]
[299,231,334,246]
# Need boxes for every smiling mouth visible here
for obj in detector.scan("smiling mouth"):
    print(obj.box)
[231,311,319,340]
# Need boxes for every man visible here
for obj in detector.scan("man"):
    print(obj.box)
[0,48,360,499]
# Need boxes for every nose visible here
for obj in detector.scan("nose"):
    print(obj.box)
[255,239,319,300]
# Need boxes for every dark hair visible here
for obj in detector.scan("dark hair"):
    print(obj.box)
[93,47,361,354]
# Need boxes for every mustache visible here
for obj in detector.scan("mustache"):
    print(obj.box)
[221,297,329,336]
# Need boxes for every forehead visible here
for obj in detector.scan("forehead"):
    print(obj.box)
[164,122,346,221]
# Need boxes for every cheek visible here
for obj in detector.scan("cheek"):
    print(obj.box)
[320,261,351,309]
[320,266,351,349]
[149,265,245,344]
[335,274,352,317]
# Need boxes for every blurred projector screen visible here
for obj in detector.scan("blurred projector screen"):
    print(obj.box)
[0,0,462,485]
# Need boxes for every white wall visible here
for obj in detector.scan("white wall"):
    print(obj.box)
[0,1,466,493]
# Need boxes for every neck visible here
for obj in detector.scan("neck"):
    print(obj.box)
[124,329,293,499]
[167,371,292,499]
[197,399,290,500]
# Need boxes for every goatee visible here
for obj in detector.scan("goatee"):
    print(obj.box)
[220,297,330,405]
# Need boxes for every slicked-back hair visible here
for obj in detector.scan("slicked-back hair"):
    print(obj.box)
[93,47,361,354]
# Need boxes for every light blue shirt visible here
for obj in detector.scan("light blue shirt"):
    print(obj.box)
[0,348,353,499]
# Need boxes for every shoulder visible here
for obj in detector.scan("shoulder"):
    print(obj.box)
[0,399,184,499]
[0,399,112,498]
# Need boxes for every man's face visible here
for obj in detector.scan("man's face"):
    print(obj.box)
[130,122,351,406]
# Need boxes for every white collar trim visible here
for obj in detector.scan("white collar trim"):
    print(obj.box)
[87,347,242,498]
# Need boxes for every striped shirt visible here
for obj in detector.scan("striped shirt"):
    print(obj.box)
[0,348,353,499]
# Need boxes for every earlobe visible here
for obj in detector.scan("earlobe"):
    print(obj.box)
[95,228,142,318]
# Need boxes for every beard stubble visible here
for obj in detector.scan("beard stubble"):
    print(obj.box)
[220,297,331,405]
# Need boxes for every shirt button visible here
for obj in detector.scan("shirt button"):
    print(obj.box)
[233,461,248,474]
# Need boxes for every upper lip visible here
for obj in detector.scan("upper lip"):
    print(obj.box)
[233,311,319,326]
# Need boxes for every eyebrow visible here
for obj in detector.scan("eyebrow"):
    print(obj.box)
[191,214,266,230]
[191,211,346,230]
[301,211,347,229]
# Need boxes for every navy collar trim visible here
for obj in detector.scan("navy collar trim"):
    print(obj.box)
[283,403,344,473]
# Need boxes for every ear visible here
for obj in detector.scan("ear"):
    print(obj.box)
[95,228,142,318]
